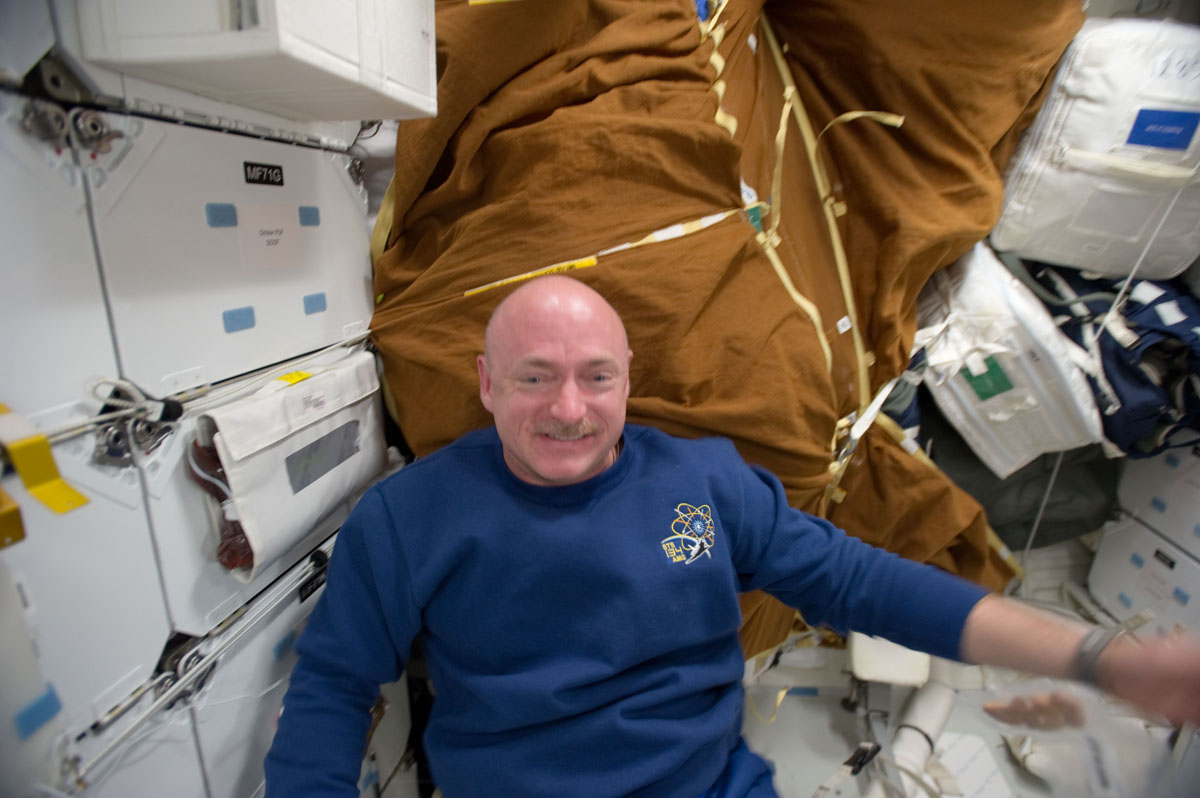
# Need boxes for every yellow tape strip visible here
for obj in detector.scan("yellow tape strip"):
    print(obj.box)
[0,485,24,550]
[463,209,741,298]
[761,18,872,413]
[0,407,89,515]
[277,371,312,385]
[464,257,599,298]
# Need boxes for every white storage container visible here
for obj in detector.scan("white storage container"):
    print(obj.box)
[1118,446,1200,563]
[915,243,1104,479]
[139,348,383,636]
[75,0,437,122]
[1088,514,1200,638]
[79,108,375,395]
[992,18,1200,278]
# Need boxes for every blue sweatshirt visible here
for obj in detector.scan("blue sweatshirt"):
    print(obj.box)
[264,425,987,797]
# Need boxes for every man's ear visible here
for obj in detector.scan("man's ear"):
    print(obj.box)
[625,349,633,399]
[477,354,494,412]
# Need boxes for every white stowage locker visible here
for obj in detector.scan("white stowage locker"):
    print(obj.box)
[1088,514,1200,639]
[75,0,438,122]
[78,107,376,395]
[992,18,1200,278]
[0,88,207,797]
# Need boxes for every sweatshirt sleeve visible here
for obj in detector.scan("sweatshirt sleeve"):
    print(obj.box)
[725,458,989,661]
[264,487,421,797]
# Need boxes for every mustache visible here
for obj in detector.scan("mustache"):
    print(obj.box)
[536,420,600,439]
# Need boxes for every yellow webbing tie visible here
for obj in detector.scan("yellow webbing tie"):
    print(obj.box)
[760,17,903,415]
[463,209,740,298]
[755,87,832,373]
[0,404,88,517]
[746,687,791,725]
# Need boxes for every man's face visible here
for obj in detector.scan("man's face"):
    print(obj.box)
[478,286,631,486]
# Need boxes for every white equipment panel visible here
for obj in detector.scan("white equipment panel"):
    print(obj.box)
[72,711,209,798]
[1089,514,1200,638]
[1118,446,1200,562]
[76,0,437,122]
[0,90,120,415]
[79,109,375,395]
[190,545,331,798]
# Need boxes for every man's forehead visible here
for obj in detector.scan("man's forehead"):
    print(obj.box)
[511,353,625,371]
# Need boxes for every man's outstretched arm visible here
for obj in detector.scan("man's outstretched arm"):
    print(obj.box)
[960,593,1200,726]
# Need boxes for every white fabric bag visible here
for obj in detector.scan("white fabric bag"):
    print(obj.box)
[991,18,1200,278]
[196,350,385,582]
[915,243,1104,479]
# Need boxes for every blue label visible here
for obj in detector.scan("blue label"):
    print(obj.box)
[1174,587,1191,606]
[1118,592,1133,609]
[223,306,256,333]
[1126,109,1200,150]
[1131,552,1145,568]
[303,293,327,315]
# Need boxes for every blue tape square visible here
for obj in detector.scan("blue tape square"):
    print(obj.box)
[1126,109,1200,150]
[205,203,238,228]
[1131,552,1145,568]
[298,206,320,226]
[1166,454,1181,468]
[273,629,298,661]
[1151,497,1168,513]
[303,293,327,315]
[1194,523,1200,538]
[1118,592,1133,609]
[223,306,256,333]
[16,684,61,740]
[1174,587,1190,606]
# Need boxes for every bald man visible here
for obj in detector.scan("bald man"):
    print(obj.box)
[266,276,1200,798]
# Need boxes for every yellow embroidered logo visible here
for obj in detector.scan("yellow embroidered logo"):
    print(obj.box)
[661,503,715,564]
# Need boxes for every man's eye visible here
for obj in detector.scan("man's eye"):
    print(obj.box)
[591,373,613,383]
[521,376,544,385]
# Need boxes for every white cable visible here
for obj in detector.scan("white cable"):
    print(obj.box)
[184,441,233,500]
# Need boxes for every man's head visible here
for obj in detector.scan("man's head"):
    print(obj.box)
[478,275,632,486]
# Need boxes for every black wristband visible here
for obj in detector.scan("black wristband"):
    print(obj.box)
[1074,625,1125,686]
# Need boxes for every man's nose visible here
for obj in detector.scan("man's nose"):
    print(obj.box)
[550,379,586,421]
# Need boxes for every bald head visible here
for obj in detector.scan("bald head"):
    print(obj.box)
[477,275,633,486]
[483,275,629,367]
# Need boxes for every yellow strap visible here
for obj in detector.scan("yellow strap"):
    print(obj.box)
[760,18,875,413]
[0,485,24,550]
[747,687,791,725]
[0,407,89,515]
[757,232,832,373]
[369,176,397,268]
[463,209,741,298]
[708,49,726,78]
[817,111,905,145]
[705,0,730,37]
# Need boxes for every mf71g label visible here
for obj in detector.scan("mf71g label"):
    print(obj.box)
[244,161,284,186]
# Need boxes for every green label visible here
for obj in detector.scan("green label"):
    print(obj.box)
[961,356,1013,400]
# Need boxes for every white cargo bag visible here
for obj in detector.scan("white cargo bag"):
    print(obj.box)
[991,18,1200,279]
[195,350,385,581]
[915,243,1104,479]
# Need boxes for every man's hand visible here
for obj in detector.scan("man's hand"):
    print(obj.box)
[1099,633,1200,727]
[983,691,1085,730]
